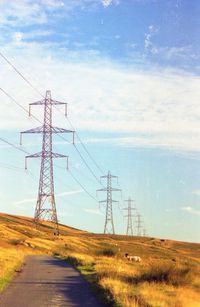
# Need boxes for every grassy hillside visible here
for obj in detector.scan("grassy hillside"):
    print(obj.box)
[0,212,199,307]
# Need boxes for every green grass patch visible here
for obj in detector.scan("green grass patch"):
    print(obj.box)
[0,260,23,292]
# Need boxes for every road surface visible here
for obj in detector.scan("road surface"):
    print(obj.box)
[0,255,105,307]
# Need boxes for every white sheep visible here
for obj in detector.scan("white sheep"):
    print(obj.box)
[125,253,141,262]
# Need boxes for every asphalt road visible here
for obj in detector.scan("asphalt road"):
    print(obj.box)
[0,255,105,307]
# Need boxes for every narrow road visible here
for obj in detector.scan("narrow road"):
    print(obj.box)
[0,255,105,307]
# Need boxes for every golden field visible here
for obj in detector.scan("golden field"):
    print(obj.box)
[0,212,199,307]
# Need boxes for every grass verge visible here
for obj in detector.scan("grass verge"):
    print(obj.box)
[0,257,24,292]
[65,255,118,307]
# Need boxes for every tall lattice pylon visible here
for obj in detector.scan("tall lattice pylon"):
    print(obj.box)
[123,197,136,236]
[135,213,143,236]
[97,171,121,234]
[20,90,74,234]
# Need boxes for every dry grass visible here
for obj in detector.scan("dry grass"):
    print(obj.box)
[0,247,24,291]
[0,212,200,307]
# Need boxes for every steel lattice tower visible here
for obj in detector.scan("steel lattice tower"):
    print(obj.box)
[135,213,143,236]
[123,197,136,236]
[20,90,74,234]
[97,171,121,234]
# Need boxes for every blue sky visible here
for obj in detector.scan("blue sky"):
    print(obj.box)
[0,0,200,242]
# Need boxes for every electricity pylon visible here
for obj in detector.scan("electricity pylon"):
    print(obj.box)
[135,213,143,236]
[97,171,121,234]
[20,90,74,234]
[123,197,136,236]
[142,227,147,237]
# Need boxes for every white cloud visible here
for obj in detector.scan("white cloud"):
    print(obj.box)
[181,206,200,216]
[0,0,119,29]
[84,208,103,215]
[0,0,200,156]
[13,197,36,207]
[12,190,83,208]
[13,32,23,42]
[0,1,48,27]
[1,41,200,154]
[144,25,158,51]
[144,25,198,61]
[102,0,112,7]
[192,190,200,196]
[56,190,84,197]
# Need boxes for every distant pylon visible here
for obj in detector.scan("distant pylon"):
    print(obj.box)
[123,197,136,236]
[97,171,121,234]
[135,213,143,236]
[142,227,147,237]
[20,90,74,234]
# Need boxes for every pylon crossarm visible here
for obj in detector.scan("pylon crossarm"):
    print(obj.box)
[22,126,74,134]
[52,127,74,134]
[51,100,67,105]
[101,174,118,179]
[25,152,69,169]
[29,100,44,105]
[21,126,43,134]
[29,99,67,117]
[97,188,107,192]
[51,101,67,117]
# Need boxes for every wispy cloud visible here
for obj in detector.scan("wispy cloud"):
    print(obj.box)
[102,0,113,7]
[57,211,73,217]
[0,0,118,30]
[144,25,198,61]
[13,30,54,43]
[0,1,48,27]
[1,43,200,154]
[144,25,158,52]
[12,190,83,208]
[1,3,200,155]
[56,190,84,197]
[192,190,200,196]
[13,197,35,206]
[181,206,200,216]
[83,208,103,215]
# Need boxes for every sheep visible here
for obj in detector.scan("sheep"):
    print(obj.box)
[125,253,141,262]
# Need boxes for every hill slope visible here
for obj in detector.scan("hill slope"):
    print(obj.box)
[0,213,200,307]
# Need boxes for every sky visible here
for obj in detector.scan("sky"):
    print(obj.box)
[0,0,200,243]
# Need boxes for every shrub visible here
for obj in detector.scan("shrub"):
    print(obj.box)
[138,263,193,286]
[9,239,23,246]
[97,248,117,257]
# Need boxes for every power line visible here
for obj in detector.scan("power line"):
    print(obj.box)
[0,51,105,179]
[0,88,102,203]
[0,87,30,116]
[54,163,98,202]
[0,51,44,98]
[68,169,98,202]
[0,86,103,187]
[0,87,44,128]
[73,143,103,186]
[0,161,24,172]
[0,52,105,188]
[0,136,29,155]
[56,109,104,175]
